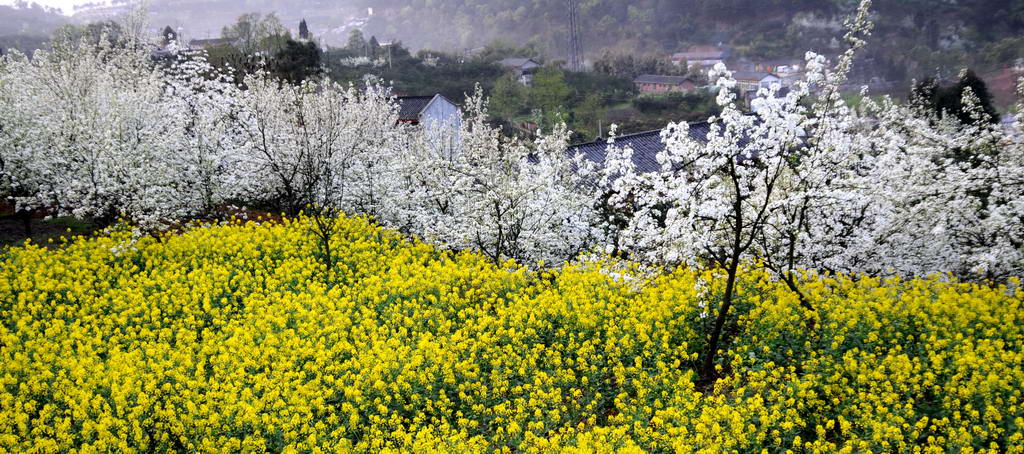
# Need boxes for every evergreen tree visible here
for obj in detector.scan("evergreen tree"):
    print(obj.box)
[273,39,322,85]
[347,29,367,56]
[911,71,998,125]
[368,36,381,59]
[953,70,999,124]
[161,25,177,46]
[298,19,309,40]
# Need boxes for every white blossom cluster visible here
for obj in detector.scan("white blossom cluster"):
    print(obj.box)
[1,0,1021,278]
[336,56,386,68]
[0,37,216,230]
[0,32,594,264]
[399,91,599,265]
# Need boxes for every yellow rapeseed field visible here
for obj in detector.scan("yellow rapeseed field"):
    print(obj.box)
[0,216,1021,453]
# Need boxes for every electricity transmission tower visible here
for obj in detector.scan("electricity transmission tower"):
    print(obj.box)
[567,0,583,72]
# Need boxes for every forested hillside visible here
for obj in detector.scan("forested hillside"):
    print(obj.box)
[59,0,1024,84]
[354,0,1024,78]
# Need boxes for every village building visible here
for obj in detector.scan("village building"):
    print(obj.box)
[567,116,770,180]
[396,94,463,148]
[778,72,805,88]
[188,38,236,50]
[671,47,731,70]
[498,58,542,85]
[397,94,461,128]
[633,75,698,94]
[568,123,714,175]
[731,70,782,94]
[755,60,803,75]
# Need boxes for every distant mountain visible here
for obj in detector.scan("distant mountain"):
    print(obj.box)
[0,3,68,37]
[0,3,68,55]
[346,0,1023,89]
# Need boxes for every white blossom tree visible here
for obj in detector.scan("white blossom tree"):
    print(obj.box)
[0,52,38,235]
[0,31,204,231]
[841,85,1024,279]
[582,1,875,381]
[227,75,404,217]
[402,89,599,265]
[159,42,245,218]
[1,0,1020,285]
[583,0,1024,382]
[225,73,410,281]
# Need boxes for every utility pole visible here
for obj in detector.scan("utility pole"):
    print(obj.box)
[566,0,583,72]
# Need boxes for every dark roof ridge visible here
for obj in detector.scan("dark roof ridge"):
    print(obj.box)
[429,93,460,108]
[569,121,713,149]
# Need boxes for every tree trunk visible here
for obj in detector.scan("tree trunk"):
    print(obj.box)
[19,209,32,238]
[701,255,741,383]
[322,233,333,284]
[701,161,747,386]
[311,215,336,286]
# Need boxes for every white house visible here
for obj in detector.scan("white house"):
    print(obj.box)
[671,48,731,70]
[397,94,461,130]
[731,71,782,93]
[499,58,542,85]
[397,94,463,150]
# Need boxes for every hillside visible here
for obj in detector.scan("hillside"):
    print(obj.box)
[0,3,66,36]
[71,0,364,45]
[351,0,1024,80]
[68,0,1023,87]
[0,3,68,55]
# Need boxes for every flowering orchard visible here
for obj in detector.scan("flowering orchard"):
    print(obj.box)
[0,216,1021,452]
[2,1,1022,279]
[1,2,1023,451]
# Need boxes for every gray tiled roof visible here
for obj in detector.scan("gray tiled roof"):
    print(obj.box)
[672,50,730,60]
[731,70,778,82]
[396,95,435,122]
[634,75,693,85]
[568,122,714,174]
[498,58,540,68]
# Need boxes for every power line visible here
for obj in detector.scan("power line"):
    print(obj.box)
[567,0,583,72]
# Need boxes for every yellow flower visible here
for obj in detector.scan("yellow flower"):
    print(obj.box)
[0,215,1020,452]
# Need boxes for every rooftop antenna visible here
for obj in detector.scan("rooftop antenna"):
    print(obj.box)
[566,0,583,72]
